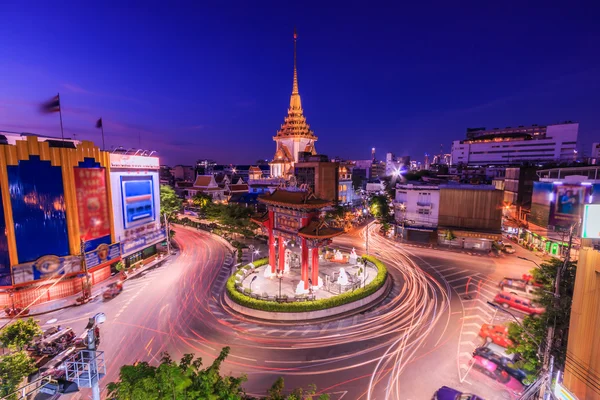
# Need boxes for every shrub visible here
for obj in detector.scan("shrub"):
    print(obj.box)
[226,256,388,313]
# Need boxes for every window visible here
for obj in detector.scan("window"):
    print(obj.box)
[417,208,430,215]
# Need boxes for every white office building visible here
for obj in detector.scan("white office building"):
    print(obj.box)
[394,183,440,242]
[451,122,578,166]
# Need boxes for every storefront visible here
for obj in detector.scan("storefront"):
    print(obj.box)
[124,244,158,268]
[438,228,501,251]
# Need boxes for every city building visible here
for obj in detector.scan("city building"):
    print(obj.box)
[451,122,579,166]
[190,175,226,202]
[159,165,174,186]
[385,153,410,177]
[0,134,122,306]
[108,153,165,269]
[172,164,195,182]
[563,237,600,399]
[437,185,503,250]
[503,167,538,226]
[394,183,440,243]
[592,142,600,163]
[365,180,385,195]
[270,31,318,178]
[338,162,355,205]
[294,153,339,203]
[525,166,600,258]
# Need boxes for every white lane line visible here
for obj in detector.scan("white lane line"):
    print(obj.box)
[447,275,478,284]
[265,329,279,335]
[301,328,312,336]
[462,331,478,336]
[434,266,457,273]
[444,270,473,279]
[283,330,295,337]
[319,322,330,334]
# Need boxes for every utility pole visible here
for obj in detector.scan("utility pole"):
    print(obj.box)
[164,212,171,255]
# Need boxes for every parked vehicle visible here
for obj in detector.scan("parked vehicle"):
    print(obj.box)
[474,342,517,363]
[499,278,539,299]
[103,281,124,300]
[471,355,525,394]
[494,293,545,315]
[432,386,484,400]
[479,324,514,348]
[472,349,526,383]
[503,244,515,254]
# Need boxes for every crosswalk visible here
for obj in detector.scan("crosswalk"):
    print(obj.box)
[428,265,517,383]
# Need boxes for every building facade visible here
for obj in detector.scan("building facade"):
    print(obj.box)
[394,183,440,243]
[338,162,355,205]
[294,153,339,203]
[270,31,318,178]
[503,167,538,223]
[451,122,578,166]
[172,164,195,182]
[592,142,600,163]
[0,134,121,306]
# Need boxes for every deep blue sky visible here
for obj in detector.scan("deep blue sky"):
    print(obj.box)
[1,1,599,165]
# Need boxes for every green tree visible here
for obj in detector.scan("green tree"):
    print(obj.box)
[507,258,577,380]
[192,192,212,210]
[444,229,456,241]
[380,221,392,236]
[0,350,37,399]
[160,185,182,221]
[369,195,391,222]
[0,318,42,351]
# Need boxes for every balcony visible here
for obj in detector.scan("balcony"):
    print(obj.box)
[416,201,432,208]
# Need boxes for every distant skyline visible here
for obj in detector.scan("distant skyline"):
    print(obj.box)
[1,1,599,165]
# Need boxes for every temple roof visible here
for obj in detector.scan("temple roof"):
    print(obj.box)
[258,188,332,209]
[273,29,318,142]
[298,219,344,239]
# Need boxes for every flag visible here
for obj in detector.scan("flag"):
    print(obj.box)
[41,95,60,113]
[96,118,103,128]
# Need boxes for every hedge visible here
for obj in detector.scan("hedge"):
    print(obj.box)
[226,255,388,312]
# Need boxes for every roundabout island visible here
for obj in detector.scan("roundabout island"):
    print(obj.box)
[224,187,391,321]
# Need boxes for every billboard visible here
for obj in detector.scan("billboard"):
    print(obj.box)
[12,254,82,285]
[84,242,120,269]
[551,184,590,226]
[582,204,600,239]
[8,156,69,263]
[110,154,159,170]
[121,175,156,229]
[74,168,111,242]
[0,186,11,286]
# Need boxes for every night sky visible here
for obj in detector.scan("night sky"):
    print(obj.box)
[1,1,599,166]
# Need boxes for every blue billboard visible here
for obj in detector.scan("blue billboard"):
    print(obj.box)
[121,175,156,229]
[84,242,120,269]
[8,156,69,264]
[0,185,12,286]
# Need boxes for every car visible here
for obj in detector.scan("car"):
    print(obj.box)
[479,324,514,348]
[503,244,515,254]
[471,356,525,395]
[102,281,123,300]
[499,278,539,299]
[432,386,484,400]
[473,346,522,377]
[494,293,545,315]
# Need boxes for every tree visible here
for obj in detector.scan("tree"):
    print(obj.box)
[0,350,37,400]
[160,185,182,221]
[0,318,42,351]
[192,192,212,210]
[108,347,329,400]
[444,229,456,241]
[507,258,577,380]
[369,195,391,222]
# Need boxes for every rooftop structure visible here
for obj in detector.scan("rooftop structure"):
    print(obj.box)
[270,29,317,178]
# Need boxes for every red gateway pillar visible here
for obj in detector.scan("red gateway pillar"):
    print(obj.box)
[311,247,319,288]
[301,238,309,290]
[268,210,276,273]
[278,236,285,272]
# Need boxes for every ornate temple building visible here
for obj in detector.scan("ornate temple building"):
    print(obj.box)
[270,30,318,179]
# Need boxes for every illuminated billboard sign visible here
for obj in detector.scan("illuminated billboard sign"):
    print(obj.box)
[12,255,82,285]
[121,176,156,229]
[582,204,600,239]
[110,154,159,170]
[84,242,121,269]
[74,168,111,242]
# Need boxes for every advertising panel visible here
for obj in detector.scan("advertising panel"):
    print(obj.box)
[0,186,12,286]
[74,168,111,242]
[121,227,166,254]
[84,242,121,269]
[121,175,156,229]
[529,182,553,228]
[582,204,600,239]
[550,184,590,226]
[12,255,82,285]
[110,154,159,170]
[8,156,69,263]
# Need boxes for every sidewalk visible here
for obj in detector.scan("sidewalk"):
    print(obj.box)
[1,253,175,320]
[393,236,502,258]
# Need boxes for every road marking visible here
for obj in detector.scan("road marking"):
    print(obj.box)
[444,270,471,279]
[447,275,477,284]
[462,331,478,336]
[434,266,456,273]
[265,329,279,335]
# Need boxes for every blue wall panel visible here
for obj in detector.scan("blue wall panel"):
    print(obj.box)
[8,156,70,263]
[0,185,11,286]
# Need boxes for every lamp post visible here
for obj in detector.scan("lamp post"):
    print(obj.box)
[363,208,371,256]
[486,301,540,347]
[249,275,257,294]
[86,312,106,400]
[276,270,283,300]
[518,256,541,269]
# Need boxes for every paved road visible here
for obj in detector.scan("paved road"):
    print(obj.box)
[40,224,538,399]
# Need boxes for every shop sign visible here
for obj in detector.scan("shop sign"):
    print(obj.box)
[582,204,600,239]
[84,242,121,269]
[13,255,82,285]
[554,381,578,400]
[110,154,159,170]
[74,168,111,241]
[121,229,166,255]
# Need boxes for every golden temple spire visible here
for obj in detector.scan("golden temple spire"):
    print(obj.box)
[290,28,302,110]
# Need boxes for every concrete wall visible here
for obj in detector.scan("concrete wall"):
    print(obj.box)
[438,188,503,232]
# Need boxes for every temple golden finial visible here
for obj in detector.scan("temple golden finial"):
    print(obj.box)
[292,27,298,95]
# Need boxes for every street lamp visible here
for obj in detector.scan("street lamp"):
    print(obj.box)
[249,275,257,294]
[486,301,540,346]
[252,249,259,263]
[518,256,541,269]
[86,312,106,400]
[276,270,283,300]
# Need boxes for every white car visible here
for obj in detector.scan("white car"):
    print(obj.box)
[503,244,516,254]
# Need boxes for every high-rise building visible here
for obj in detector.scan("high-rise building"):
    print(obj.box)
[592,142,600,161]
[451,122,578,166]
[270,30,317,178]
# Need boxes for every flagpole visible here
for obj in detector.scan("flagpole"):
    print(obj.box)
[100,119,105,150]
[57,92,65,142]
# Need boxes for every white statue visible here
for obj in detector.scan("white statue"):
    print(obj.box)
[349,247,358,263]
[264,266,274,278]
[334,249,344,261]
[296,281,309,295]
[284,250,291,273]
[337,267,349,285]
